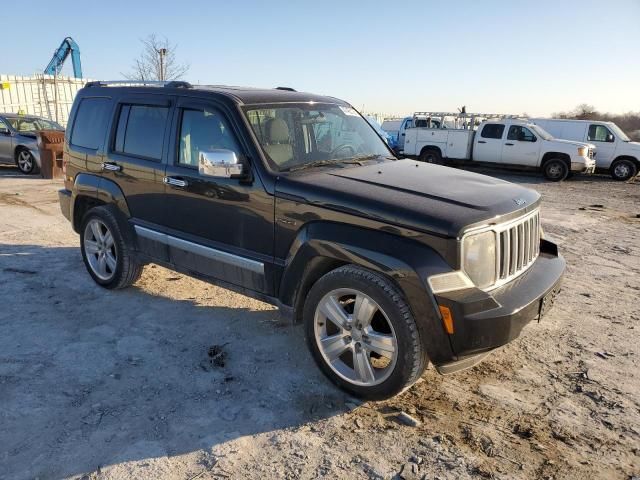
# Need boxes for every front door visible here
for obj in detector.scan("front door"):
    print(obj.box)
[474,123,505,163]
[0,118,13,161]
[502,125,540,166]
[587,124,616,168]
[162,98,274,294]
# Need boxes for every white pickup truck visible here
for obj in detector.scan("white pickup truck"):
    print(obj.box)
[531,118,640,180]
[402,112,596,181]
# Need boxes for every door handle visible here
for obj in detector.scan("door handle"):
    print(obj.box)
[504,143,514,146]
[478,140,487,144]
[102,162,121,172]
[163,176,188,188]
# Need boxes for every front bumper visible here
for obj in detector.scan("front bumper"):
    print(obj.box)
[571,155,596,173]
[433,239,565,373]
[58,188,72,222]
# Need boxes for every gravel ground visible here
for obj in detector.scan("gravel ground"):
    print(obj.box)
[0,165,638,480]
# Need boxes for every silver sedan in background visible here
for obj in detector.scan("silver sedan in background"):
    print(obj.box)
[0,113,64,174]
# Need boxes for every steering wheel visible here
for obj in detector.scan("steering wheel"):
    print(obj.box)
[331,144,357,159]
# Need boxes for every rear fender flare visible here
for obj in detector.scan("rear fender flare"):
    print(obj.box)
[71,174,131,231]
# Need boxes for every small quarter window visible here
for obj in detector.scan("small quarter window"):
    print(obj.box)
[70,97,111,149]
[481,124,505,139]
[113,104,169,160]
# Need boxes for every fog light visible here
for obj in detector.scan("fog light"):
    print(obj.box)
[438,305,454,334]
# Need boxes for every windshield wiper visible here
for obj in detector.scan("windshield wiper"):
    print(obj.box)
[285,157,367,172]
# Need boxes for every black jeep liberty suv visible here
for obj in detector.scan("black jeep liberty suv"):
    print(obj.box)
[58,81,564,399]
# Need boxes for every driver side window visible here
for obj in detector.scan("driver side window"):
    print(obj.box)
[507,125,536,142]
[178,108,241,168]
[588,125,614,142]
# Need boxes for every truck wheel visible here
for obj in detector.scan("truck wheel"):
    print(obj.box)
[80,205,143,289]
[16,148,37,175]
[303,265,427,400]
[610,159,637,181]
[543,159,569,182]
[419,149,442,164]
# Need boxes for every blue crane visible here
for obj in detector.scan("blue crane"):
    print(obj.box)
[44,37,83,78]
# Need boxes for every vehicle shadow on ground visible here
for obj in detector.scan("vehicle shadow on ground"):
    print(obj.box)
[0,244,347,480]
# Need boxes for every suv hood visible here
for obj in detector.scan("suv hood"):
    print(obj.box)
[276,159,540,238]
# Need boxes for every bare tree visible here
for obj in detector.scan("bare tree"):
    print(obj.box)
[124,34,189,81]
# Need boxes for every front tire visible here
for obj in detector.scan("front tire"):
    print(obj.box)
[543,159,569,182]
[304,265,427,400]
[80,205,142,289]
[16,148,38,175]
[610,159,637,181]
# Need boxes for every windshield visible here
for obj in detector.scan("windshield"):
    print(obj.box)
[244,103,391,171]
[7,117,64,133]
[529,124,553,140]
[609,123,630,142]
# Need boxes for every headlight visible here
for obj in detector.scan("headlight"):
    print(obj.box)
[577,146,588,157]
[462,230,497,289]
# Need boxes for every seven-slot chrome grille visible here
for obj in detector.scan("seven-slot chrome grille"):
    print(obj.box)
[496,210,540,284]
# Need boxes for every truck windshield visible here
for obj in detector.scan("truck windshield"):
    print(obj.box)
[529,124,553,140]
[244,103,391,171]
[609,123,631,142]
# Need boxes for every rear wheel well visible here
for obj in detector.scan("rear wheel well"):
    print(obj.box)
[293,257,348,323]
[541,152,570,169]
[419,146,442,158]
[73,195,106,233]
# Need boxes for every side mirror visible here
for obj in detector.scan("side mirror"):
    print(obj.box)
[198,149,244,178]
[606,133,614,142]
[0,128,10,135]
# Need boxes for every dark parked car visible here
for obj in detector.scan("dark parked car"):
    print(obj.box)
[58,81,564,399]
[0,113,64,174]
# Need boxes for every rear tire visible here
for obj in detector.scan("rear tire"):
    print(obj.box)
[80,205,142,289]
[303,265,427,400]
[542,159,569,182]
[419,149,443,165]
[610,159,637,181]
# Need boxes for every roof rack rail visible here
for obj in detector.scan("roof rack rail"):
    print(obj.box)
[85,80,193,89]
[275,86,296,92]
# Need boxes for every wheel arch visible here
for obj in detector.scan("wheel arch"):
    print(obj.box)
[540,152,571,169]
[279,221,456,364]
[419,145,443,159]
[71,174,131,232]
[612,155,639,168]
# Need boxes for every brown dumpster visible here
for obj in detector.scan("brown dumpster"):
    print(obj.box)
[37,130,65,179]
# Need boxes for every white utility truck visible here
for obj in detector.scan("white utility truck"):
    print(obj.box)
[531,118,639,180]
[402,112,596,181]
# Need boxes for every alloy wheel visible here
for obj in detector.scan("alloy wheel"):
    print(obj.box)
[614,162,631,179]
[17,151,33,173]
[83,219,117,281]
[313,288,398,386]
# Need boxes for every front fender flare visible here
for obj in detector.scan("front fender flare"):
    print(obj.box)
[279,222,456,364]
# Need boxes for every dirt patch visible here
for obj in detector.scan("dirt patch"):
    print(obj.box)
[0,171,638,479]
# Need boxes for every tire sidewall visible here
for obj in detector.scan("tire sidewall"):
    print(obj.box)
[544,159,568,182]
[303,267,421,399]
[611,160,636,181]
[80,208,124,288]
[16,149,35,174]
[420,150,442,164]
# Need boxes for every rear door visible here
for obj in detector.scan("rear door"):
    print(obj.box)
[502,125,540,166]
[100,93,173,260]
[473,123,505,163]
[161,97,274,294]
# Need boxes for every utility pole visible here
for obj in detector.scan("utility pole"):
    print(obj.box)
[158,48,167,81]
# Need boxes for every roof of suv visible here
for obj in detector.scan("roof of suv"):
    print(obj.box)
[83,82,348,106]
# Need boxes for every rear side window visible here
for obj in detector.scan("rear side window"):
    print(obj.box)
[481,124,505,139]
[70,97,111,149]
[114,105,169,160]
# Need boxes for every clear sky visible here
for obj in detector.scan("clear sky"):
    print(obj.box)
[3,0,639,116]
